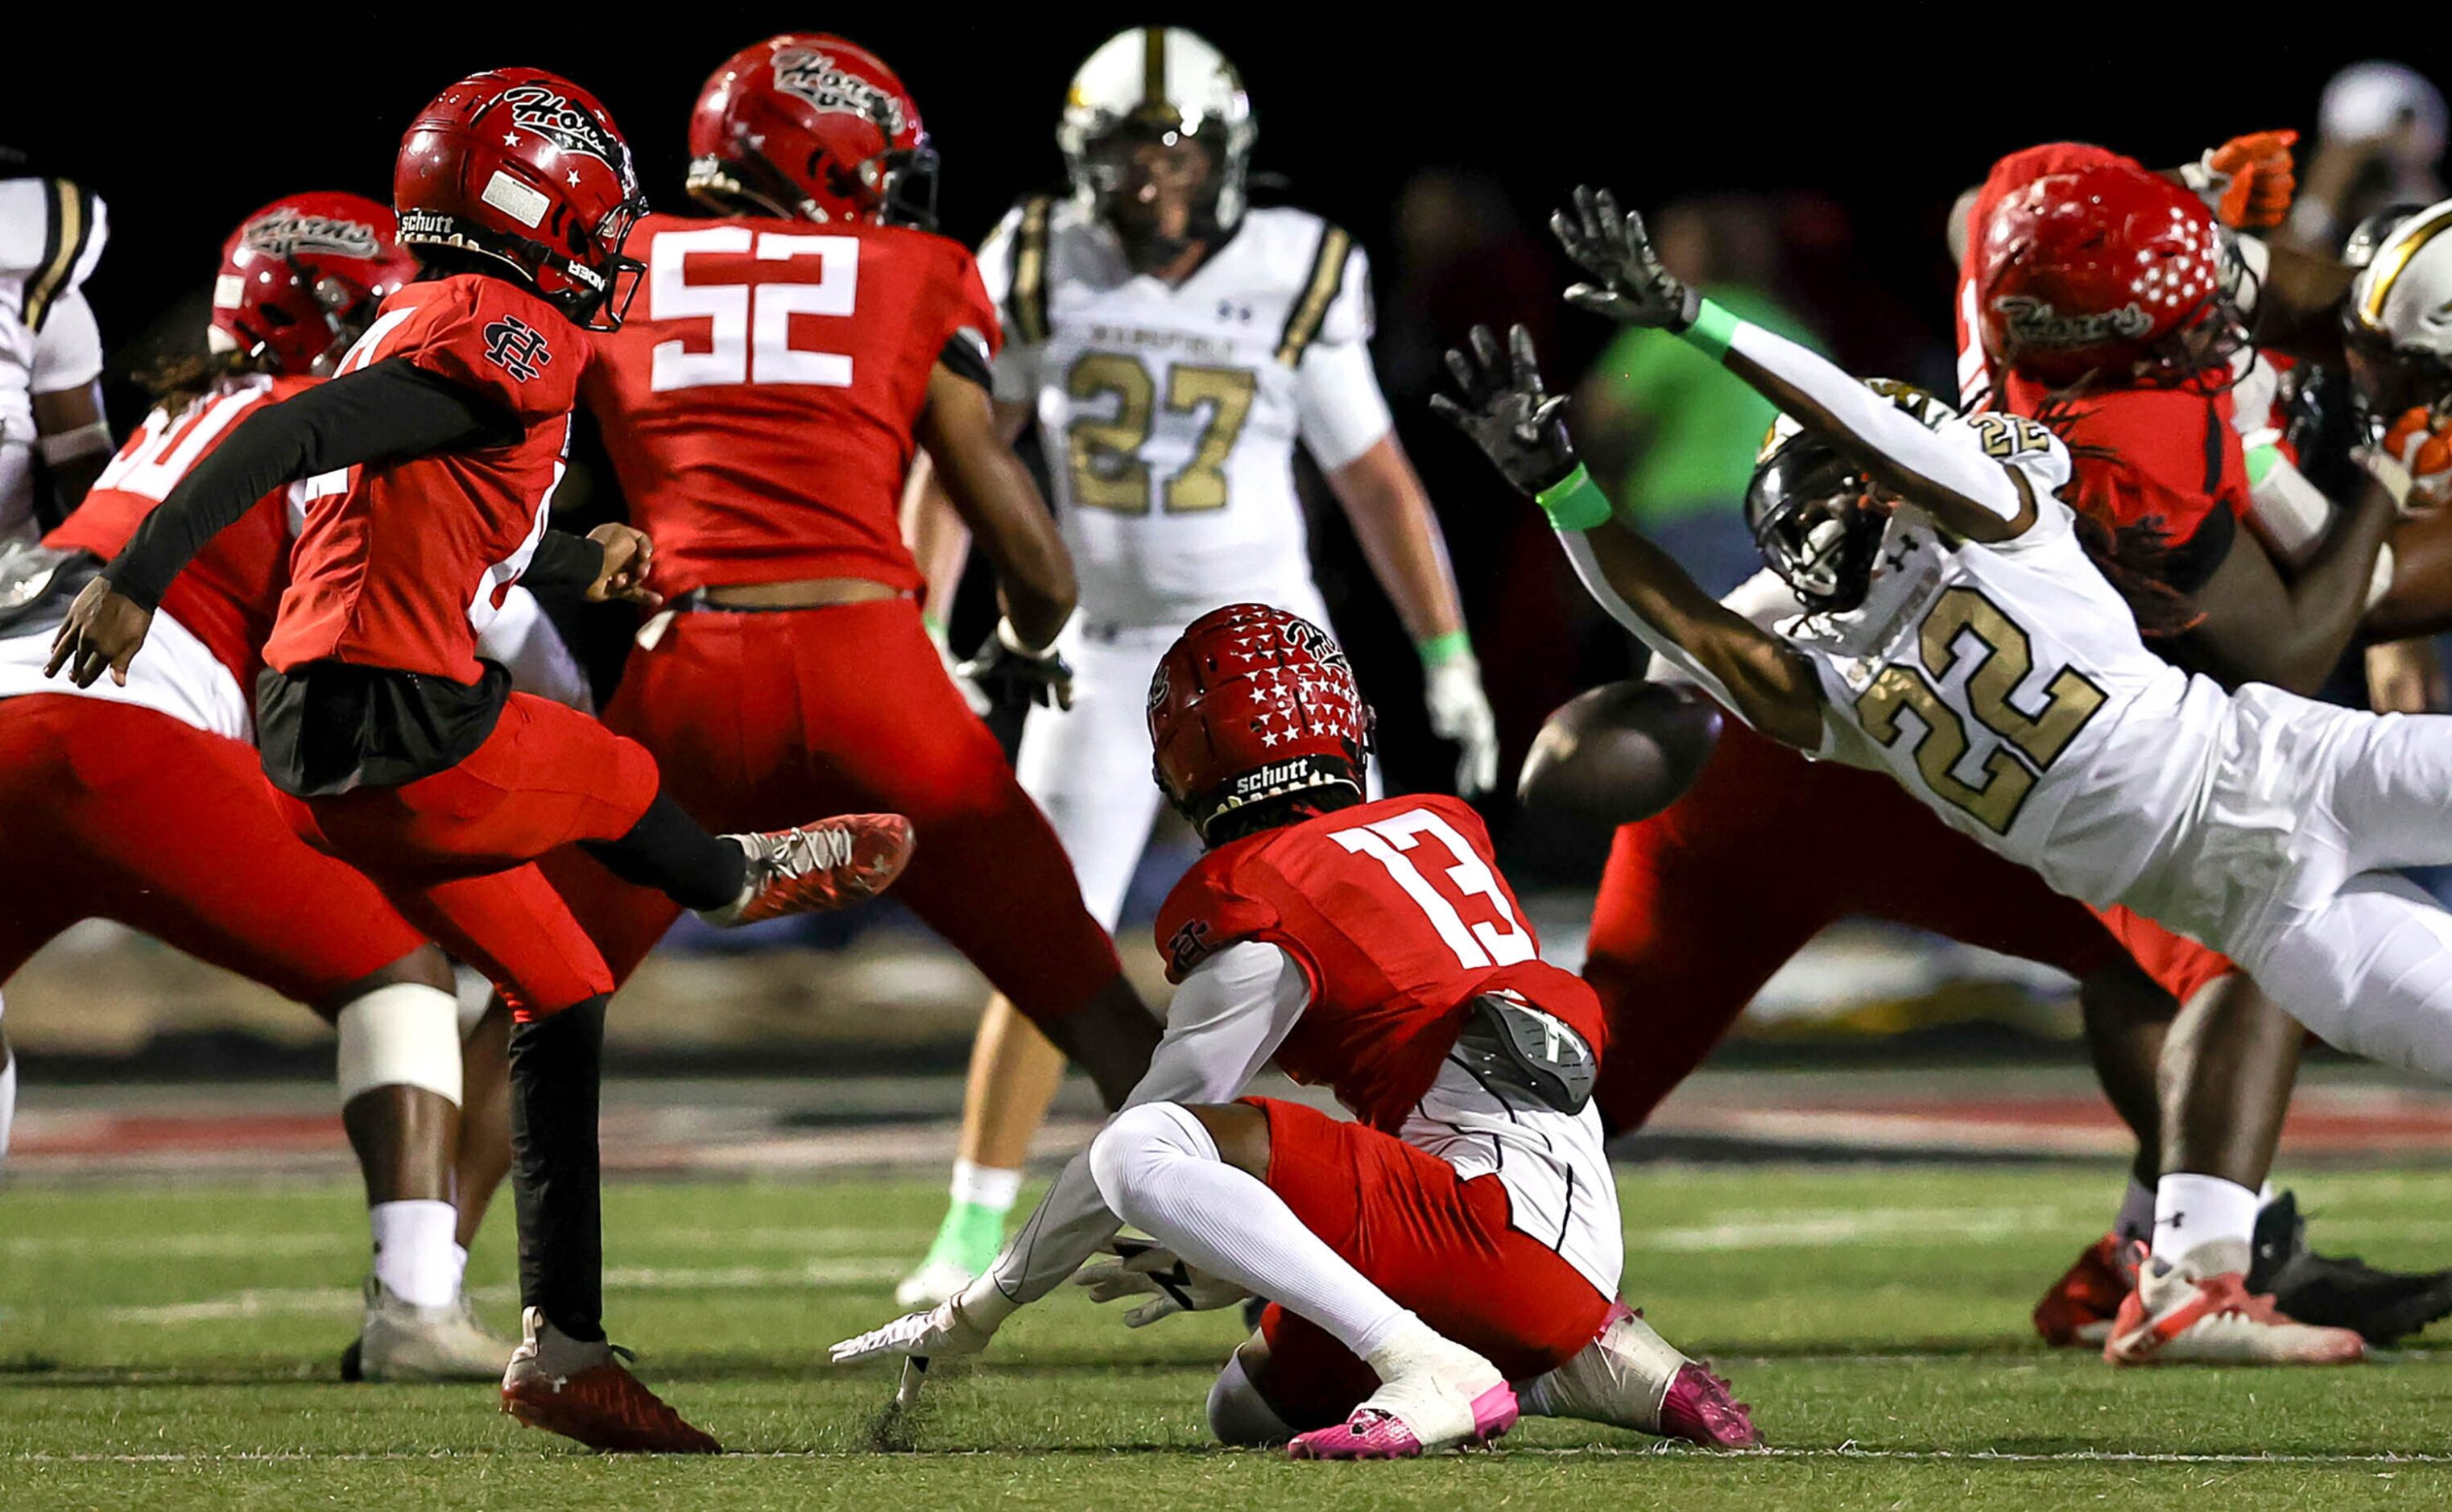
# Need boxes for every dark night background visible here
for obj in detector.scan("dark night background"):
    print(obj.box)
[4,13,2435,873]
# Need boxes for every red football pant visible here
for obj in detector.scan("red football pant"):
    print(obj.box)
[0,695,430,1007]
[278,692,660,1018]
[1586,714,2140,1132]
[1242,1097,1613,1431]
[544,600,1121,1019]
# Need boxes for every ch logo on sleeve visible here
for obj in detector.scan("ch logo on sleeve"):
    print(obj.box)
[483,316,555,382]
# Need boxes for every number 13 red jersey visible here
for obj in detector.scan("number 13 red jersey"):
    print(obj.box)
[1156,794,1606,1132]
[583,212,1001,597]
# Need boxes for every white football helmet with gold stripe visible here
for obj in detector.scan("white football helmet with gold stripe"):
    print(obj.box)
[2347,199,2452,407]
[1057,27,1255,246]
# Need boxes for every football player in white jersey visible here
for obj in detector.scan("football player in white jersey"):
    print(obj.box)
[1442,187,2452,1363]
[895,26,1498,1305]
[0,163,113,543]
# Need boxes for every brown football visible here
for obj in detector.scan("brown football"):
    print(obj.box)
[1517,680,1723,828]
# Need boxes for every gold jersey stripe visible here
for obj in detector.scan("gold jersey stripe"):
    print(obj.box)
[22,178,93,334]
[2359,202,2452,328]
[1276,223,1352,366]
[1010,196,1052,346]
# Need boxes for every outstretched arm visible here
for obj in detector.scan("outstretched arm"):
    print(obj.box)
[1432,324,1825,751]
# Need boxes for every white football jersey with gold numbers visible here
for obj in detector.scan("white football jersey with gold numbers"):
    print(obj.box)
[978,197,1391,629]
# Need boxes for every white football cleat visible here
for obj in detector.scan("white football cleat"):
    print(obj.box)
[1521,1301,1762,1448]
[344,1278,515,1382]
[2106,1241,2365,1366]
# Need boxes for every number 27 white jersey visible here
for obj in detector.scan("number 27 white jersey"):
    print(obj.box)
[978,197,1394,628]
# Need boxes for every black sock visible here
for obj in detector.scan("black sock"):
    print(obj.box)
[581,791,748,911]
[509,996,609,1343]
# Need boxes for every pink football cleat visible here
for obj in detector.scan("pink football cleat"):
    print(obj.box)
[1658,1361,1762,1449]
[1288,1336,1518,1460]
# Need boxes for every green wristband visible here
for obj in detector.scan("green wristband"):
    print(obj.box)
[1416,629,1472,667]
[1534,464,1615,532]
[1682,298,1741,361]
[921,609,948,638]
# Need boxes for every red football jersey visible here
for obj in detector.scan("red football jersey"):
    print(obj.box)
[264,274,583,683]
[51,374,312,692]
[582,212,1001,597]
[1156,794,1606,1132]
[1953,144,2247,544]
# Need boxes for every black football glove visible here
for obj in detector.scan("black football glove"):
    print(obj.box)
[1430,323,1580,496]
[957,618,1076,711]
[1551,184,1701,331]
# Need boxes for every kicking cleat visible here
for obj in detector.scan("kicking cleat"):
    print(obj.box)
[343,1277,514,1382]
[701,815,914,927]
[2105,1246,2364,1367]
[1520,1302,1760,1448]
[2032,1232,2134,1349]
[2251,1189,2452,1346]
[500,1307,720,1453]
[1288,1335,1516,1460]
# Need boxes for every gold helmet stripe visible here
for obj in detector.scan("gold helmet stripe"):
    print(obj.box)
[1142,27,1167,109]
[2359,202,2452,329]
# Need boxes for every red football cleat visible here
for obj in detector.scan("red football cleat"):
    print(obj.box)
[2033,1232,2133,1348]
[705,814,915,926]
[500,1308,720,1453]
[2104,1257,2365,1367]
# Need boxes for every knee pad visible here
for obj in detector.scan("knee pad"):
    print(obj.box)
[1206,1352,1293,1447]
[1088,1101,1216,1216]
[335,984,463,1105]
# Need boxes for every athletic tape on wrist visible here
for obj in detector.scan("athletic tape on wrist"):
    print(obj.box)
[37,421,113,465]
[335,983,463,1105]
[1683,299,1741,361]
[1534,464,1616,532]
[1416,629,1472,667]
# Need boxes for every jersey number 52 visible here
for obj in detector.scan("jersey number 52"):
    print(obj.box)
[646,228,858,392]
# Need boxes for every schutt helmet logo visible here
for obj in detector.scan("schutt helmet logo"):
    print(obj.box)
[1991,295,2155,348]
[497,85,630,180]
[242,209,379,259]
[482,315,554,382]
[771,48,908,134]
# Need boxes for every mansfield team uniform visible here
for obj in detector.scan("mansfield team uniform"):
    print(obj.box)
[981,196,1396,927]
[970,791,1618,1430]
[554,210,1120,1017]
[0,175,108,541]
[0,375,430,1002]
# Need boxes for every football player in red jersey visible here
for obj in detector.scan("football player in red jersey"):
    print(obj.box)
[0,192,526,1381]
[1958,147,2452,1361]
[46,68,913,1453]
[831,605,1759,1460]
[556,34,1158,1107]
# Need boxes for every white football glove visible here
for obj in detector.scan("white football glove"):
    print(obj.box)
[1071,1237,1250,1328]
[828,1278,1018,1365]
[1424,652,1501,798]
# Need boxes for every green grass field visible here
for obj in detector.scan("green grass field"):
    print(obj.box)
[8,1164,2452,1510]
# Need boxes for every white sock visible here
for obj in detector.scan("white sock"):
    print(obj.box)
[0,1043,15,1162]
[370,1199,461,1308]
[1089,1102,1422,1361]
[452,1243,471,1297]
[951,1158,1023,1214]
[2114,1175,2156,1246]
[2153,1174,2260,1269]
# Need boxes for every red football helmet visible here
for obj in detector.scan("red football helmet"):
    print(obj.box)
[392,67,648,329]
[1975,159,2244,387]
[210,192,419,376]
[685,34,938,228]
[1149,604,1375,839]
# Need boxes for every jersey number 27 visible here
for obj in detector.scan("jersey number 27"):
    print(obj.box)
[647,228,858,392]
[1330,808,1536,971]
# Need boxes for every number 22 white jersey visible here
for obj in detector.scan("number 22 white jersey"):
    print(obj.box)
[1769,408,2235,918]
[978,197,1394,628]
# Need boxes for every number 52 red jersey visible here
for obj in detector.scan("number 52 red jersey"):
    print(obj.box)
[582,212,1001,597]
[1156,793,1607,1132]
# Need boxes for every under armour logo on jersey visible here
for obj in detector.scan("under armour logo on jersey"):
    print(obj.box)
[483,316,554,382]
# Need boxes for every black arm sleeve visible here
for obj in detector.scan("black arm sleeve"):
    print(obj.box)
[522,530,606,594]
[937,326,995,392]
[103,359,517,612]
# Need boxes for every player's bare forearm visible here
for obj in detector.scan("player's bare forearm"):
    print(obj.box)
[32,380,110,529]
[1324,433,1465,642]
[900,458,974,611]
[916,366,1074,648]
[2249,241,2356,365]
[2189,484,2393,694]
[1575,520,1826,750]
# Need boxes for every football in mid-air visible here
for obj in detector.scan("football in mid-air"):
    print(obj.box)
[1517,680,1722,827]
